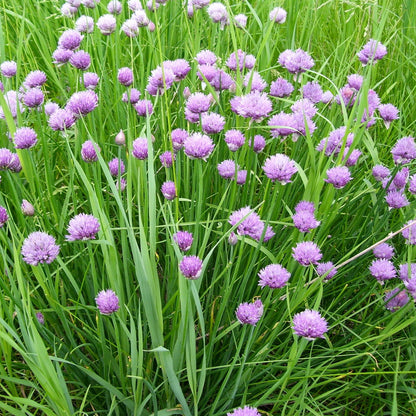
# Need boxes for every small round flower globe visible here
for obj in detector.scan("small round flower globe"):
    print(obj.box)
[235,299,263,326]
[21,232,60,266]
[179,255,203,279]
[173,231,193,252]
[258,264,291,289]
[227,406,261,416]
[0,205,9,227]
[161,181,177,200]
[292,241,322,266]
[66,213,100,241]
[262,153,298,184]
[13,127,37,149]
[292,309,328,340]
[81,140,100,162]
[95,289,120,315]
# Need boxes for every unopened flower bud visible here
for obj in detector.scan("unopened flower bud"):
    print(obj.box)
[115,129,126,145]
[21,199,35,216]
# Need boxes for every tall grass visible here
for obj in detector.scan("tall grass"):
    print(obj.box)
[0,0,416,415]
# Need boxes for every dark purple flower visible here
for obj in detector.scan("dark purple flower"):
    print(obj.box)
[343,148,362,167]
[292,309,328,340]
[0,205,8,227]
[385,191,409,209]
[69,50,91,70]
[134,99,153,116]
[132,137,149,160]
[269,7,287,23]
[324,166,352,189]
[373,243,394,259]
[1,60,17,77]
[161,180,176,200]
[316,262,337,280]
[236,170,247,185]
[36,312,45,324]
[357,39,387,65]
[48,109,76,131]
[184,132,215,160]
[201,112,225,134]
[21,199,35,216]
[173,231,193,252]
[385,288,409,311]
[292,241,322,266]
[226,49,256,72]
[179,255,203,279]
[108,158,125,176]
[58,29,83,50]
[236,299,263,325]
[83,72,100,89]
[14,127,37,149]
[66,213,100,241]
[262,153,298,184]
[391,136,416,165]
[171,128,188,151]
[97,14,117,35]
[227,406,260,416]
[95,289,120,315]
[81,140,100,162]
[269,77,294,98]
[278,48,314,74]
[369,259,396,283]
[258,263,290,289]
[21,232,60,266]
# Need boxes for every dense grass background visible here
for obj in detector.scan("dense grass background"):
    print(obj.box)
[1,0,416,415]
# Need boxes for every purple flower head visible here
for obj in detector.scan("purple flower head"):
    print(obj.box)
[195,50,217,66]
[224,129,245,152]
[24,70,47,89]
[207,2,229,27]
[75,15,95,33]
[278,48,314,74]
[268,112,296,137]
[231,91,272,121]
[302,82,323,103]
[161,180,176,200]
[386,191,409,209]
[134,99,153,117]
[179,255,203,279]
[0,206,8,227]
[128,0,143,10]
[146,65,175,96]
[294,202,315,214]
[114,130,125,146]
[343,148,362,167]
[160,151,175,168]
[14,127,37,149]
[369,259,396,283]
[121,18,139,37]
[250,135,266,153]
[83,72,100,90]
[23,88,44,108]
[184,132,215,160]
[82,0,100,8]
[97,14,117,35]
[52,48,74,65]
[347,74,363,90]
[316,262,337,280]
[385,288,409,311]
[324,166,352,189]
[21,232,60,266]
[372,164,390,181]
[95,289,120,315]
[21,199,35,216]
[107,0,122,14]
[227,406,260,416]
[173,231,193,252]
[218,159,239,179]
[66,213,100,241]
[402,220,416,245]
[61,2,78,17]
[399,263,416,281]
[236,299,263,325]
[201,112,225,134]
[185,107,201,124]
[58,29,83,50]
[391,136,416,165]
[291,98,317,118]
[357,39,387,65]
[373,243,394,259]
[321,90,334,103]
[269,6,287,23]
[292,112,316,137]
[163,59,191,81]
[66,90,98,117]
[115,177,127,192]
[48,109,76,131]
[378,103,399,128]
[262,153,298,184]
[235,170,247,185]
[0,90,24,119]
[1,60,17,78]
[335,86,357,107]
[258,263,290,289]
[409,175,416,194]
[292,210,320,233]
[81,140,100,162]
[316,127,354,156]
[226,50,256,72]
[122,88,141,104]
[270,77,294,98]
[197,65,218,84]
[108,158,125,176]
[132,137,149,160]
[36,312,45,325]
[392,168,409,190]
[171,128,188,151]
[243,71,267,92]
[132,9,150,26]
[0,148,21,172]
[192,0,210,9]
[69,50,91,70]
[210,69,234,91]
[292,241,322,266]
[292,309,328,340]
[186,92,212,114]
[234,14,247,29]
